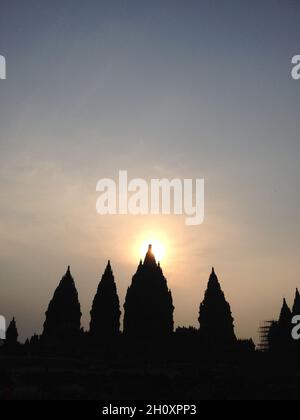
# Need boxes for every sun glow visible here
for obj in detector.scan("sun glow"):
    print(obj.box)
[131,228,171,264]
[140,239,166,262]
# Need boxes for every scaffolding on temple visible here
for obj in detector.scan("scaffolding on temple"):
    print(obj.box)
[258,321,274,352]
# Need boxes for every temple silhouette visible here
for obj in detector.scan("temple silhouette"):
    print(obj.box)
[199,268,236,350]
[2,245,300,399]
[259,289,300,354]
[42,266,82,348]
[124,245,174,341]
[89,261,121,345]
[2,245,257,355]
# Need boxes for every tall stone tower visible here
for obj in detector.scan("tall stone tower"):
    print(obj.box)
[123,245,174,341]
[292,289,300,316]
[43,266,82,346]
[90,261,121,343]
[268,298,293,353]
[6,318,18,346]
[199,268,236,350]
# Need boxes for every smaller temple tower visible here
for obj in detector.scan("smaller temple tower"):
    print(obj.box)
[199,268,236,351]
[42,266,82,346]
[6,318,18,346]
[89,261,121,344]
[268,298,293,353]
[292,289,300,317]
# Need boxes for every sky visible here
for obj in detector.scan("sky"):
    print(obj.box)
[0,0,299,343]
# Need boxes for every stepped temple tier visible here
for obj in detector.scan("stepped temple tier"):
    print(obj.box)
[123,245,174,341]
[42,266,82,347]
[199,268,237,351]
[4,246,261,357]
[90,260,121,344]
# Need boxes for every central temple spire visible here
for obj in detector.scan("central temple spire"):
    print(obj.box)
[123,245,174,340]
[143,244,157,266]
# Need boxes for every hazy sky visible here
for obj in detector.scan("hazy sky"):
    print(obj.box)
[0,0,299,343]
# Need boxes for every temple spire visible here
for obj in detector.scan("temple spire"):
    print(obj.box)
[292,289,300,316]
[6,317,18,346]
[279,298,292,324]
[89,261,121,343]
[124,247,174,340]
[143,244,157,266]
[42,267,82,346]
[199,268,236,350]
[268,298,293,353]
[105,260,112,274]
[207,267,221,292]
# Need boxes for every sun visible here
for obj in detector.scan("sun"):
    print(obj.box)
[140,239,166,262]
[132,230,170,264]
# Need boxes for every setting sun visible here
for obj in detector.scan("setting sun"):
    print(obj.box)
[130,227,174,265]
[140,239,166,262]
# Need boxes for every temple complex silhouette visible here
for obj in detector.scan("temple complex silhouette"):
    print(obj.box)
[2,245,254,355]
[3,245,300,400]
[2,245,299,357]
[259,290,300,354]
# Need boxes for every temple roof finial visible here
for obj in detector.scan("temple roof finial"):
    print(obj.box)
[143,244,157,266]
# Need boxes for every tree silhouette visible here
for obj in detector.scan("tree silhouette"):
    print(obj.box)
[89,261,121,344]
[199,268,236,351]
[42,266,81,346]
[123,245,174,341]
